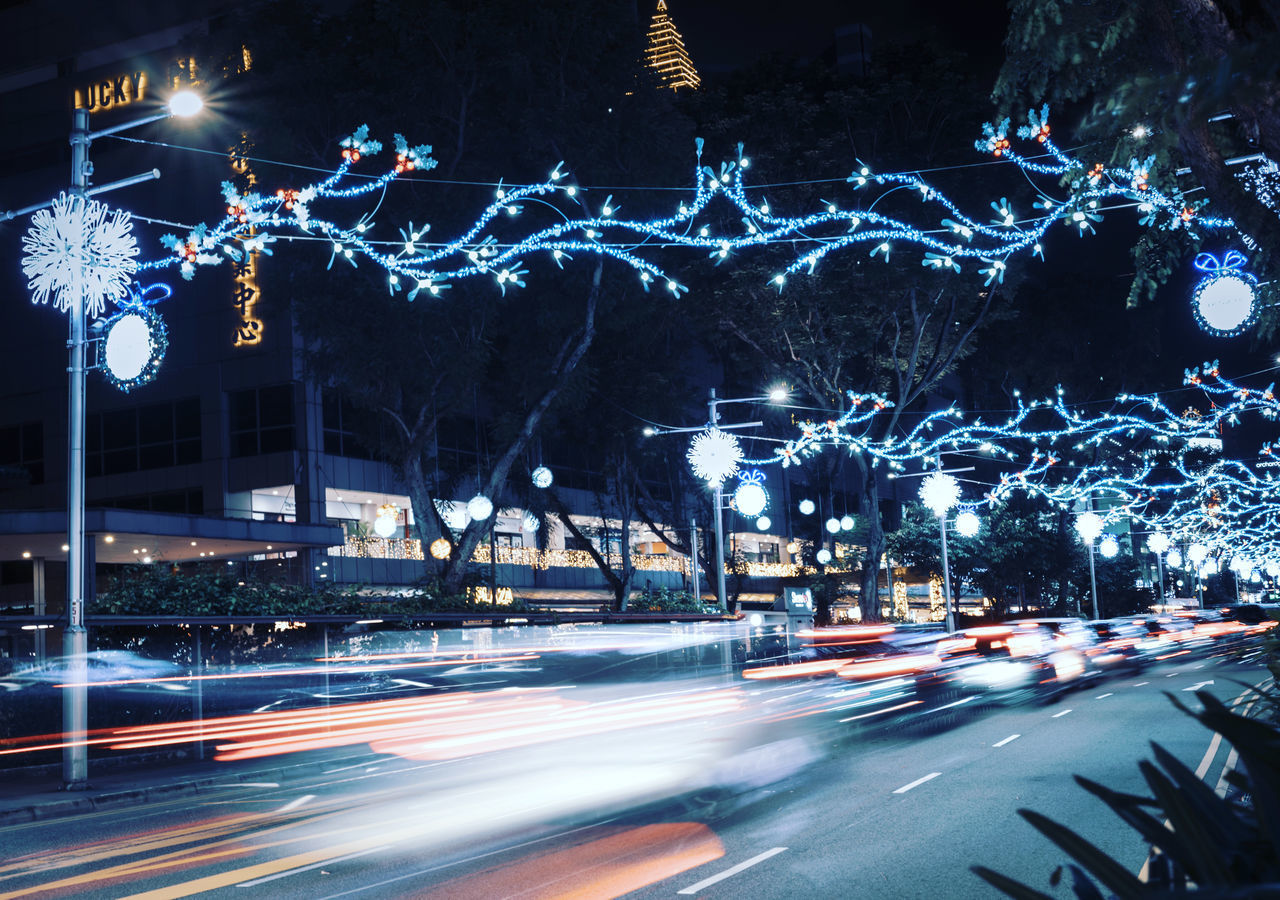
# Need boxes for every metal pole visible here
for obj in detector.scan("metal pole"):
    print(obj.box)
[713,481,727,611]
[939,515,954,632]
[63,106,91,789]
[689,517,700,604]
[1155,553,1165,609]
[708,389,727,612]
[1087,541,1099,620]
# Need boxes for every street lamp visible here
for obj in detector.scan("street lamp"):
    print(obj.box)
[11,91,204,789]
[919,470,961,632]
[1148,531,1170,606]
[1074,510,1104,620]
[1188,542,1209,607]
[650,387,787,612]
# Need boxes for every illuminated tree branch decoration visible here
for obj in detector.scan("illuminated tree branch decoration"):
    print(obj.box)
[137,108,1235,299]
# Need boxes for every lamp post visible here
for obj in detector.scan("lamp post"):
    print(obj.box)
[647,387,786,612]
[1188,543,1209,608]
[13,92,203,789]
[1075,510,1104,620]
[919,468,962,632]
[1148,532,1170,607]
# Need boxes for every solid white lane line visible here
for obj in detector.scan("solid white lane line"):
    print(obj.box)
[992,734,1020,748]
[1096,693,1114,699]
[236,847,388,887]
[275,794,316,813]
[1194,732,1224,780]
[1133,681,1150,687]
[676,847,788,895]
[1052,709,1073,718]
[892,773,942,794]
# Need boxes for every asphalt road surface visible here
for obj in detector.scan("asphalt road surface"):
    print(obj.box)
[0,654,1266,899]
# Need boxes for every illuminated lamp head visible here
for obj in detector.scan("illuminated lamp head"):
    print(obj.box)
[167,91,203,118]
[1191,251,1258,336]
[919,472,960,517]
[1099,536,1120,559]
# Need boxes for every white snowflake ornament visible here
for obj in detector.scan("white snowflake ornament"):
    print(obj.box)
[22,192,137,318]
[687,428,743,486]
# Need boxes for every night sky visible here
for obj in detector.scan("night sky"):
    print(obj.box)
[669,0,1009,72]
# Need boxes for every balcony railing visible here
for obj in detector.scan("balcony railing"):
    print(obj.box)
[328,537,843,577]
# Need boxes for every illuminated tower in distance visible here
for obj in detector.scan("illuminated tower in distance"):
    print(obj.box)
[644,0,700,91]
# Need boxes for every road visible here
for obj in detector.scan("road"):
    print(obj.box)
[0,654,1266,899]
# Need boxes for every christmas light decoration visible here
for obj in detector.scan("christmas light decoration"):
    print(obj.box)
[521,511,540,532]
[732,470,768,517]
[816,548,833,565]
[136,108,1232,309]
[825,517,841,534]
[466,495,493,521]
[798,499,816,515]
[98,281,172,392]
[840,515,856,531]
[1191,251,1258,336]
[919,472,961,517]
[955,510,981,538]
[687,428,742,486]
[1075,511,1104,543]
[24,192,138,318]
[429,537,451,560]
[531,466,553,489]
[1148,532,1171,554]
[756,516,771,531]
[374,503,399,538]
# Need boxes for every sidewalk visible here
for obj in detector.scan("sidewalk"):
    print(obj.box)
[0,747,374,826]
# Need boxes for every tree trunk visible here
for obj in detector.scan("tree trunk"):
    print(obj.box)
[854,453,885,624]
[442,263,602,593]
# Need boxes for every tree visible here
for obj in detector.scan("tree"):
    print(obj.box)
[995,1,1280,316]
[196,0,697,590]
[680,45,1021,623]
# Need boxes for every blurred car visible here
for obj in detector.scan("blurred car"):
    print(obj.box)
[1009,617,1107,679]
[4,650,186,687]
[932,623,1088,706]
[1084,619,1148,674]
[739,625,964,733]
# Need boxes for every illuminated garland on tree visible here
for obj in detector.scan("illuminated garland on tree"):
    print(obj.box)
[136,108,1234,299]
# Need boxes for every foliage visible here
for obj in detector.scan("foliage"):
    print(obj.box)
[98,565,524,616]
[973,688,1280,897]
[632,586,720,615]
[994,0,1280,320]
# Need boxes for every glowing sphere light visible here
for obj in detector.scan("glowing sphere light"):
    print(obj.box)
[816,548,833,565]
[467,495,494,521]
[1191,251,1257,336]
[756,516,771,531]
[839,515,855,531]
[1148,532,1171,554]
[798,499,816,516]
[825,517,841,534]
[1099,535,1120,559]
[429,537,451,559]
[531,466,553,489]
[1166,549,1183,568]
[733,470,768,517]
[955,510,980,538]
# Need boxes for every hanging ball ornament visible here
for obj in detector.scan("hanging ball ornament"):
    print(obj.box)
[531,466,553,489]
[467,494,494,521]
[1099,535,1120,559]
[798,499,816,516]
[521,511,540,532]
[839,515,856,531]
[733,470,768,517]
[955,510,981,538]
[755,516,771,531]
[816,548,833,565]
[429,537,451,560]
[1191,251,1258,337]
[825,517,841,534]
